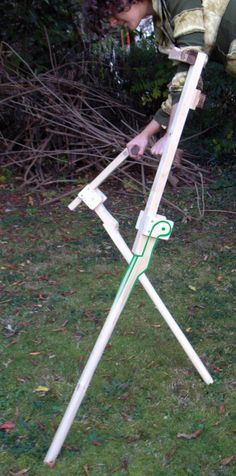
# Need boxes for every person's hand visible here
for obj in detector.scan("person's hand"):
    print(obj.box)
[127,132,149,158]
[151,133,168,156]
[126,119,162,158]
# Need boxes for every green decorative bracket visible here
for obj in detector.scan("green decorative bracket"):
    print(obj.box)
[115,220,173,303]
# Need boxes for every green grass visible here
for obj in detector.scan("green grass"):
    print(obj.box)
[0,172,235,476]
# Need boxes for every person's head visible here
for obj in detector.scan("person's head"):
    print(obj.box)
[83,0,153,35]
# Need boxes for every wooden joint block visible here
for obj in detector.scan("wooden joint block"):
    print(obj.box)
[169,47,198,64]
[197,93,206,109]
[190,90,206,110]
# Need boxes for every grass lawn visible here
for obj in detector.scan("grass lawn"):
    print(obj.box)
[0,168,235,475]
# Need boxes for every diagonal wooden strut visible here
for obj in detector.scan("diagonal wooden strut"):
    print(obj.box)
[44,49,213,466]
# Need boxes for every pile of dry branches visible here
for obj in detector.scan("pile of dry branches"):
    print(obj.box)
[0,45,210,206]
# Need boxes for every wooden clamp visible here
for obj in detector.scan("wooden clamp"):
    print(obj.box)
[168,48,206,109]
[168,47,200,64]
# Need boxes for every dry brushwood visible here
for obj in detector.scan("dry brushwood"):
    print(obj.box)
[0,44,211,212]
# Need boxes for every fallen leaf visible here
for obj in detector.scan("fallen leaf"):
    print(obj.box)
[52,327,66,332]
[147,360,155,368]
[118,393,129,400]
[39,293,47,300]
[219,455,235,466]
[16,435,26,441]
[63,444,80,452]
[177,429,203,440]
[126,435,140,444]
[163,443,177,465]
[121,411,132,421]
[91,440,102,446]
[111,464,123,474]
[3,324,18,337]
[7,339,18,347]
[83,464,90,476]
[62,289,76,296]
[212,365,222,373]
[84,312,99,324]
[9,468,30,476]
[35,419,45,430]
[28,195,34,206]
[0,420,16,432]
[188,285,196,292]
[3,359,12,368]
[219,404,225,414]
[110,457,129,473]
[34,386,49,394]
[17,377,27,384]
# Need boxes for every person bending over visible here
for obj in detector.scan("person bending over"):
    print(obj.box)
[83,0,236,157]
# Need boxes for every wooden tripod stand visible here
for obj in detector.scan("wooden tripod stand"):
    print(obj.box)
[44,48,213,466]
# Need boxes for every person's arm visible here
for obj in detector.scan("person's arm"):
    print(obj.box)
[127,119,162,158]
[154,0,206,128]
[151,104,177,156]
[128,0,207,158]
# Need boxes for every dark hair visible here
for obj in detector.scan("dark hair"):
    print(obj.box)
[82,0,135,35]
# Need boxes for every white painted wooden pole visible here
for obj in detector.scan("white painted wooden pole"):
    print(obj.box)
[68,148,129,211]
[44,274,132,466]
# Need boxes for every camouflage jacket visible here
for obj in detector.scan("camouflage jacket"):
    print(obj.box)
[152,0,236,126]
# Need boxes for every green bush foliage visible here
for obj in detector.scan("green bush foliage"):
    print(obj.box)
[0,0,83,70]
[113,37,174,116]
[186,63,236,163]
